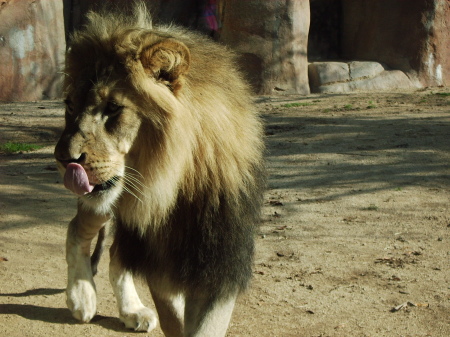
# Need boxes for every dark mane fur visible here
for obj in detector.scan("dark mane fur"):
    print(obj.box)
[115,162,265,298]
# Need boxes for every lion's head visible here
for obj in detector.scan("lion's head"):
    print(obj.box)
[55,14,192,209]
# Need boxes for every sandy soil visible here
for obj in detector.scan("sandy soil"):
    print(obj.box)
[0,89,449,337]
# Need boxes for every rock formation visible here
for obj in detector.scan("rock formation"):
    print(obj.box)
[0,0,448,100]
[219,0,311,95]
[0,0,65,101]
[308,61,420,93]
[340,0,449,89]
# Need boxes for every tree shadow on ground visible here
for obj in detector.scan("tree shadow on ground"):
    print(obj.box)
[264,111,450,199]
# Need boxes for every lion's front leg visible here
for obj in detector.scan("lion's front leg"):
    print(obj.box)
[66,205,110,323]
[109,239,158,332]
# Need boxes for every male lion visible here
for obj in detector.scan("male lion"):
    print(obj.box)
[54,4,264,336]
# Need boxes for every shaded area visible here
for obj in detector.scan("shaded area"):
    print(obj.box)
[0,101,64,147]
[0,303,126,332]
[0,288,65,298]
[0,101,72,232]
[0,304,73,324]
[0,149,74,231]
[0,288,128,331]
[263,92,450,199]
[266,115,449,189]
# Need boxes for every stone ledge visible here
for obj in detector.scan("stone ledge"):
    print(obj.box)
[308,61,421,93]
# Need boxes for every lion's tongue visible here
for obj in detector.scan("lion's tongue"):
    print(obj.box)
[64,163,95,196]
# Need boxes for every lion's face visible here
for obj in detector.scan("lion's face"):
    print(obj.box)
[54,82,143,208]
[55,32,191,212]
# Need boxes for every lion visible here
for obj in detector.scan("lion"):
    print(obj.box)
[54,4,264,336]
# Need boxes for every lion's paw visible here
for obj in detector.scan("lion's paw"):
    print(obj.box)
[66,279,97,323]
[120,306,158,332]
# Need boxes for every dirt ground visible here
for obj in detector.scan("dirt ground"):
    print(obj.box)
[0,89,449,337]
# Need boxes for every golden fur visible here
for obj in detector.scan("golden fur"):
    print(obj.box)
[55,4,264,334]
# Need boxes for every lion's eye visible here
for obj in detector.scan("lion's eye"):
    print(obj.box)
[64,99,74,114]
[105,101,122,116]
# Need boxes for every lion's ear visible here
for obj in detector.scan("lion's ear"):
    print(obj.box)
[140,39,190,94]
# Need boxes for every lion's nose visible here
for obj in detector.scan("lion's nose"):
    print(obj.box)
[57,153,87,168]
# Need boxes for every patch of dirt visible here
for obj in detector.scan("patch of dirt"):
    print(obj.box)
[1,89,449,336]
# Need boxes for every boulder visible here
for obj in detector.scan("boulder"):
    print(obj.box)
[349,61,384,81]
[0,0,65,101]
[309,61,419,93]
[308,62,350,89]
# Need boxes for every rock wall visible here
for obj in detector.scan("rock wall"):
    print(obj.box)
[63,0,212,39]
[341,0,449,87]
[64,0,311,95]
[1,0,448,101]
[0,0,65,101]
[219,0,310,95]
[63,0,144,41]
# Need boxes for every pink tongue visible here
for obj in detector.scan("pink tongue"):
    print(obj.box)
[64,163,95,196]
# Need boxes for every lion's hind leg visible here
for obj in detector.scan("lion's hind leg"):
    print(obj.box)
[184,292,237,337]
[109,240,158,332]
[149,282,185,337]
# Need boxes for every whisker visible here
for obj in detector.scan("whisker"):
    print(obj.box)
[122,177,146,199]
[84,162,148,204]
[124,165,145,179]
[122,185,143,203]
[122,179,143,194]
[123,174,147,190]
[107,174,144,203]
[123,180,144,195]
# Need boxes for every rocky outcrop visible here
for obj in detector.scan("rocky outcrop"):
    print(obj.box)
[309,61,420,93]
[1,0,448,101]
[219,0,310,95]
[341,0,449,88]
[0,0,65,101]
